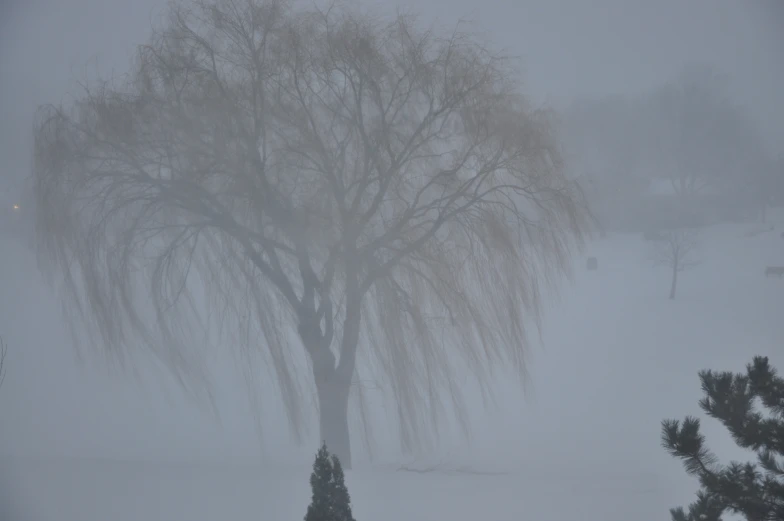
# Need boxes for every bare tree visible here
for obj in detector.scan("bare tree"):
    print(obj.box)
[749,155,782,224]
[650,229,699,300]
[0,337,6,391]
[32,0,587,467]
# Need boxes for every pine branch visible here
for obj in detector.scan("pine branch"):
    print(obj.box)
[669,491,725,521]
[661,417,719,477]
[663,356,784,521]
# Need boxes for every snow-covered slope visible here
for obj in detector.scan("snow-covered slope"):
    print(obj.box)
[2,214,783,521]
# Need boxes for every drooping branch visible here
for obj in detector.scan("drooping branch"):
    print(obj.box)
[33,0,329,435]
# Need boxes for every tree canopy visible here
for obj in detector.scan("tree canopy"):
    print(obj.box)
[32,0,588,464]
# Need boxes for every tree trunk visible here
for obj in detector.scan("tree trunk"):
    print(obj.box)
[322,264,362,469]
[301,281,362,469]
[669,265,678,300]
[302,324,354,469]
[316,375,352,469]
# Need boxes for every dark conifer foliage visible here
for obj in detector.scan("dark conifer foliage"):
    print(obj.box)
[662,356,784,521]
[305,443,356,521]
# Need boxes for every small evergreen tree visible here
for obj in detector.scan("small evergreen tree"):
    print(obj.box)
[305,443,356,521]
[661,356,784,521]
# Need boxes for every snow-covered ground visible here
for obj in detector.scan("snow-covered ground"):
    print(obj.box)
[1,214,783,521]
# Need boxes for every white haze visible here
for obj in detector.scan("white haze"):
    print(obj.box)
[0,0,782,520]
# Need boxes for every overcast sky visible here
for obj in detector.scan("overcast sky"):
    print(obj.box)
[2,0,782,200]
[0,0,782,470]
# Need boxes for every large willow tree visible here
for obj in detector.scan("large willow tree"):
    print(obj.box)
[33,0,587,467]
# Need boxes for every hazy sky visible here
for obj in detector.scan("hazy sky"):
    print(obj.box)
[0,0,783,469]
[1,0,782,201]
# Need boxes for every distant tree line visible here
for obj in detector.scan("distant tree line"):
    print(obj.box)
[563,64,781,233]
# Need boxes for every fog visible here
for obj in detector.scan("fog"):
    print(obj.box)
[0,1,783,520]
